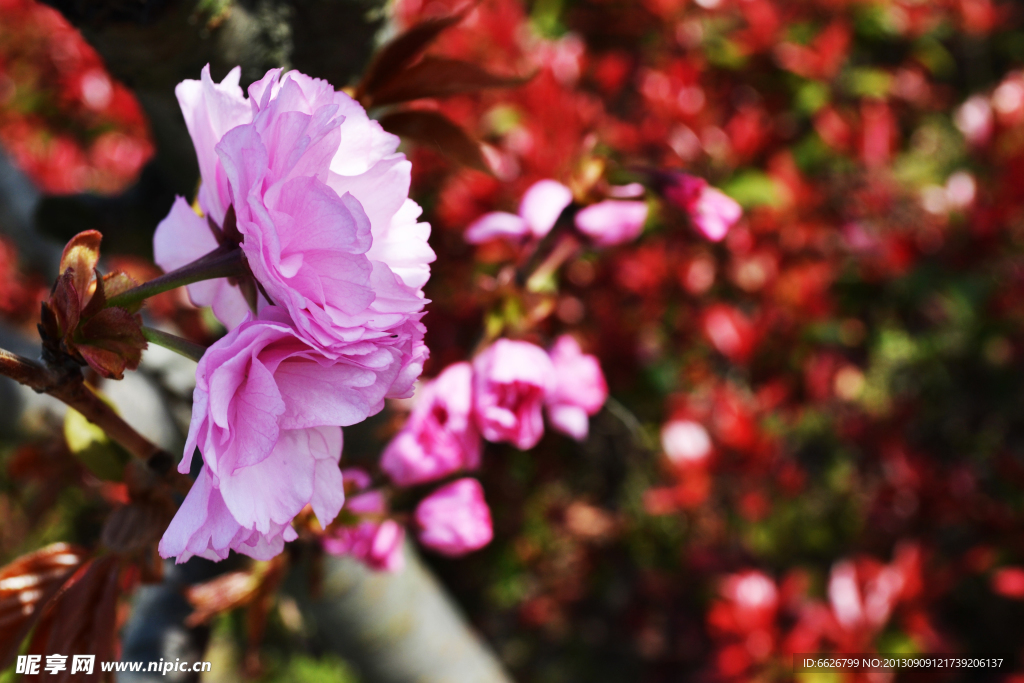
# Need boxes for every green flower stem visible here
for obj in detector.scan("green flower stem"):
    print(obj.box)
[142,327,208,363]
[106,245,247,311]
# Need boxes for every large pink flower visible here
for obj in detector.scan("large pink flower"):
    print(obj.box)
[159,306,399,562]
[545,335,608,441]
[380,362,481,487]
[415,478,493,557]
[473,339,553,450]
[154,65,433,399]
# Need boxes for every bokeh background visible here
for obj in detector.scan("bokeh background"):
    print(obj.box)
[2,0,1024,681]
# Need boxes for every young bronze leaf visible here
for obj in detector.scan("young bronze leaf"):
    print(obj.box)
[101,500,172,553]
[357,5,473,101]
[81,269,141,320]
[185,570,261,627]
[378,110,491,174]
[0,543,86,670]
[48,271,81,340]
[24,555,120,683]
[75,307,147,379]
[57,230,102,310]
[370,57,531,107]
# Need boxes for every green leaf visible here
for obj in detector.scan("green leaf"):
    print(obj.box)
[721,171,785,208]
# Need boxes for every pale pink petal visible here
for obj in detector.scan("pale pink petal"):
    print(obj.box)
[328,90,401,176]
[465,212,530,243]
[274,359,381,429]
[693,187,742,242]
[574,200,648,247]
[547,404,590,441]
[219,428,319,534]
[519,179,573,238]
[308,426,345,526]
[175,65,252,226]
[153,196,223,306]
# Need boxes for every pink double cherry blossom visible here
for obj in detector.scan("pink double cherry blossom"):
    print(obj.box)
[156,66,434,563]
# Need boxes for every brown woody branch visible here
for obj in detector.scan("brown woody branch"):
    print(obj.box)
[0,347,169,469]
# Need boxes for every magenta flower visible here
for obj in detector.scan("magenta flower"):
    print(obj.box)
[415,479,493,557]
[322,469,405,572]
[545,335,608,441]
[473,339,554,450]
[664,173,742,242]
[464,179,573,243]
[159,306,399,563]
[574,200,648,247]
[381,362,482,487]
[154,65,433,399]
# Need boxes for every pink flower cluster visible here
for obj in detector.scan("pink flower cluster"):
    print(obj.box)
[463,174,741,248]
[465,179,648,247]
[349,336,603,560]
[384,336,606,486]
[157,66,434,563]
[322,469,492,570]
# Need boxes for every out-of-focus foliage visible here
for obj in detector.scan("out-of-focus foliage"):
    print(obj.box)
[0,0,152,194]
[386,0,1024,680]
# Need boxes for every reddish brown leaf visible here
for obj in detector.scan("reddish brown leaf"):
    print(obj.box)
[58,231,102,310]
[378,110,491,173]
[80,268,141,320]
[48,272,81,340]
[357,5,473,101]
[25,555,120,683]
[0,543,87,670]
[370,57,531,107]
[101,500,173,553]
[75,307,147,379]
[185,570,261,627]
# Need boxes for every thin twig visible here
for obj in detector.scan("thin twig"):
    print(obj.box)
[0,347,168,466]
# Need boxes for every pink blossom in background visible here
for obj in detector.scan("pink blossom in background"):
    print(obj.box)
[324,520,406,572]
[574,200,648,247]
[473,339,553,449]
[955,94,994,148]
[663,173,742,242]
[545,335,608,440]
[702,304,757,363]
[323,469,405,571]
[465,179,573,243]
[661,420,713,465]
[415,478,493,557]
[154,65,433,400]
[160,306,397,563]
[381,362,481,486]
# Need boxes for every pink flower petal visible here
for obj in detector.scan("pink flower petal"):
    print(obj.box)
[519,179,573,238]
